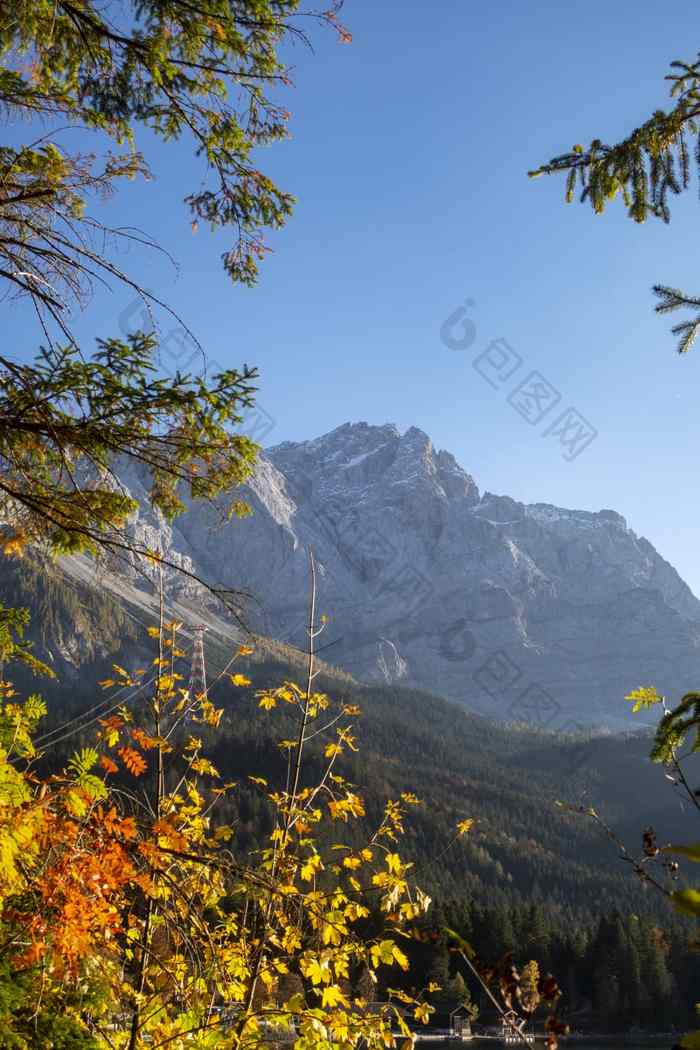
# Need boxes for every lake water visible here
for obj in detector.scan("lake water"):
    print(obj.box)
[414,1041,674,1049]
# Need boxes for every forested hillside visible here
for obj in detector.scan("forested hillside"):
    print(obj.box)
[12,554,690,926]
[20,565,698,1031]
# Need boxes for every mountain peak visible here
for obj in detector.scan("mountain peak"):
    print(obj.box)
[74,422,700,730]
[268,421,400,457]
[267,422,479,508]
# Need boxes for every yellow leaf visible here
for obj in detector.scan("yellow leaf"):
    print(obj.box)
[345,901,369,921]
[371,940,398,967]
[401,792,421,805]
[301,853,323,881]
[414,1003,434,1025]
[400,902,420,920]
[322,984,349,1008]
[625,686,663,712]
[301,956,330,986]
[230,674,251,687]
[457,818,474,836]
[191,757,220,777]
[386,853,402,874]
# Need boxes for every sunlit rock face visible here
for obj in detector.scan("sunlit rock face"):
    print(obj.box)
[100,422,700,729]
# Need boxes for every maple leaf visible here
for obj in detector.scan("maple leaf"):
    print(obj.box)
[300,853,323,881]
[322,984,349,1008]
[301,956,331,985]
[371,940,400,967]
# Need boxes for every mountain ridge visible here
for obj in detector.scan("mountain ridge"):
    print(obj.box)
[33,420,700,729]
[246,421,700,727]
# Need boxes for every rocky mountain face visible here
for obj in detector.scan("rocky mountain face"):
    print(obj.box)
[58,422,700,729]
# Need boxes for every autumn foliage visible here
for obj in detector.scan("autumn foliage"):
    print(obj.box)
[0,613,451,1048]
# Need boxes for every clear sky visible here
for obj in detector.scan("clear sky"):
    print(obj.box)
[9,1,700,592]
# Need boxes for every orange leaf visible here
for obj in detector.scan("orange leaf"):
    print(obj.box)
[131,727,159,750]
[119,816,137,840]
[99,715,124,731]
[117,746,147,776]
[100,756,119,774]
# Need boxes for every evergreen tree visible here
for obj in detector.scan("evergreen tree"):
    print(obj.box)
[426,941,451,995]
[531,46,700,355]
[0,0,346,581]
[639,925,675,1026]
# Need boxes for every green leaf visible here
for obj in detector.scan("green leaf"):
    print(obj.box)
[671,889,700,916]
[68,747,99,778]
[662,843,700,862]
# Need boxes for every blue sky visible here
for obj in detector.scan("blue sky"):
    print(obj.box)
[9,1,700,592]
